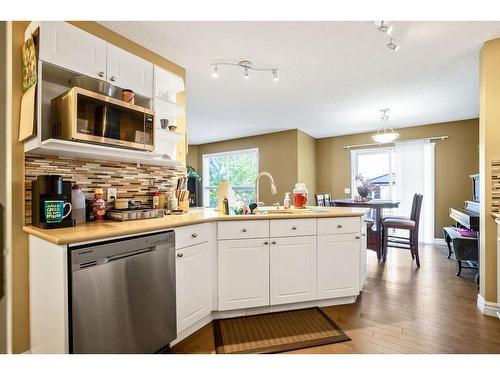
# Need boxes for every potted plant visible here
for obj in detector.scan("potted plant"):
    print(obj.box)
[355,174,377,201]
[187,166,201,181]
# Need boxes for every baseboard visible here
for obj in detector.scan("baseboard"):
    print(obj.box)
[477,294,500,318]
[433,238,447,246]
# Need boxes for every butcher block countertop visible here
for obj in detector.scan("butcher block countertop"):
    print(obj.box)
[23,206,369,245]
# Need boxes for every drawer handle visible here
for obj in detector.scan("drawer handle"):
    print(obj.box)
[98,71,105,78]
[271,241,277,245]
[355,235,360,240]
[191,233,198,238]
[110,76,116,82]
[337,224,343,228]
[264,241,269,245]
[292,226,297,230]
[177,253,183,258]
[241,228,247,232]
[362,233,366,237]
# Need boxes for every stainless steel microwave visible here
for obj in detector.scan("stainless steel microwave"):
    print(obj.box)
[51,87,155,152]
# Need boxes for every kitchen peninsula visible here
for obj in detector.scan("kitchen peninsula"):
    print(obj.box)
[24,206,368,353]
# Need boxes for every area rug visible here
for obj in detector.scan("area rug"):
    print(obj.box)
[213,307,351,354]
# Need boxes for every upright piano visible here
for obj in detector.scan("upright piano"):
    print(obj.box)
[446,174,479,283]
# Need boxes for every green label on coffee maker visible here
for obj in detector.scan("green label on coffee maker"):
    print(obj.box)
[44,200,64,223]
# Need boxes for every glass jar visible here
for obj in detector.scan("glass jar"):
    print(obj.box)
[293,183,308,209]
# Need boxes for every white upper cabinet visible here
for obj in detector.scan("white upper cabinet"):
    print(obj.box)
[106,43,153,98]
[270,236,317,305]
[40,22,107,79]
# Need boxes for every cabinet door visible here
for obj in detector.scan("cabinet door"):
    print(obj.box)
[359,222,368,290]
[176,242,211,333]
[218,239,269,311]
[317,234,360,299]
[40,22,106,79]
[270,236,317,305]
[106,43,154,98]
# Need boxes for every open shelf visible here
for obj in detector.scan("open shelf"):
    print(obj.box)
[25,138,185,167]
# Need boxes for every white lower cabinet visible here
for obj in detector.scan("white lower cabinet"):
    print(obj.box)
[270,236,317,305]
[175,241,212,333]
[359,223,368,289]
[317,233,360,299]
[218,238,270,311]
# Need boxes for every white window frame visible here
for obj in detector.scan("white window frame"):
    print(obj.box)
[202,148,259,208]
[350,147,395,199]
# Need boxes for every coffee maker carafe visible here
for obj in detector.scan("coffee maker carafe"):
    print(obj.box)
[32,175,76,229]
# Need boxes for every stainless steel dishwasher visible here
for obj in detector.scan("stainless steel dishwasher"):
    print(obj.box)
[69,230,176,353]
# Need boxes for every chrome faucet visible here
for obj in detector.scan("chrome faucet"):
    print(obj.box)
[255,172,277,207]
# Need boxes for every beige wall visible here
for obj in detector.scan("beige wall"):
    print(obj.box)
[186,144,199,172]
[0,21,7,354]
[11,20,30,354]
[196,130,300,205]
[479,38,500,303]
[297,130,317,198]
[316,119,479,238]
[10,21,186,353]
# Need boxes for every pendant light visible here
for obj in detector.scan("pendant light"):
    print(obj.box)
[372,108,399,143]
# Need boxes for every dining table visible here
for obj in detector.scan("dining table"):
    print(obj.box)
[331,198,400,261]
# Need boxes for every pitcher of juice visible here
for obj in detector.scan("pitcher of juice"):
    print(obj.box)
[293,183,308,209]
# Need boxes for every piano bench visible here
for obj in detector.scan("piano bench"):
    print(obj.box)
[443,226,479,278]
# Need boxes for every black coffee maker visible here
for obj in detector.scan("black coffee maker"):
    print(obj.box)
[32,175,76,229]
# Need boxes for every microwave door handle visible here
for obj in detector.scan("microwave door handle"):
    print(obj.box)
[102,105,108,138]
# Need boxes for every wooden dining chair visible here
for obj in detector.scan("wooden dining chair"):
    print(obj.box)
[323,194,332,207]
[315,194,325,206]
[381,194,424,267]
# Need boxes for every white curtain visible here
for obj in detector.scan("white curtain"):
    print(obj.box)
[394,139,435,244]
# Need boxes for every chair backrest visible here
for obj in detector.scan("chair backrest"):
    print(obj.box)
[315,194,325,206]
[410,193,424,230]
[324,194,331,207]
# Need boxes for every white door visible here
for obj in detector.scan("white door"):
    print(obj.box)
[40,22,107,79]
[106,43,153,98]
[270,236,317,305]
[218,238,269,311]
[175,242,211,333]
[317,234,360,299]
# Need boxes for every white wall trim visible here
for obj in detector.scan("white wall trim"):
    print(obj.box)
[477,293,500,318]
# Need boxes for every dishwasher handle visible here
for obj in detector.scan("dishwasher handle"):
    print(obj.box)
[104,247,155,263]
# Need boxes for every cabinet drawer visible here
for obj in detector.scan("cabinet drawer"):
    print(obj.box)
[175,223,210,249]
[318,217,360,235]
[218,220,269,240]
[270,219,316,237]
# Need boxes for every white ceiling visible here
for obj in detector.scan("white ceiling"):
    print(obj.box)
[100,21,500,145]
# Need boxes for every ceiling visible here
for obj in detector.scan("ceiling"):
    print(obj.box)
[100,21,500,145]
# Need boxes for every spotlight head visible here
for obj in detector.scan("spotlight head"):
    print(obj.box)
[211,65,219,78]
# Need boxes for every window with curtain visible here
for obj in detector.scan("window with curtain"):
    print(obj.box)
[350,141,435,243]
[202,148,259,208]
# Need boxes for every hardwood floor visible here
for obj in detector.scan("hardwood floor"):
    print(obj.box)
[171,243,500,354]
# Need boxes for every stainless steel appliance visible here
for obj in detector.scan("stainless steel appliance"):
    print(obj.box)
[51,86,155,151]
[69,231,176,353]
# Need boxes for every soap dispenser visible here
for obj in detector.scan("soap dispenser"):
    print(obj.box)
[284,192,291,209]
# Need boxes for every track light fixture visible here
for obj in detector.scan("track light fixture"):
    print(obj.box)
[375,21,400,52]
[211,65,219,78]
[387,39,400,51]
[209,60,279,82]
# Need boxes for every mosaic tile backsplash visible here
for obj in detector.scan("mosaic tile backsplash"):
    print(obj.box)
[492,160,500,213]
[25,155,185,224]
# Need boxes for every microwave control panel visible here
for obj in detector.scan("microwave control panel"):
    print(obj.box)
[145,114,154,134]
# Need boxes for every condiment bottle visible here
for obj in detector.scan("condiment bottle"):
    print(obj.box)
[152,191,160,208]
[168,193,178,210]
[92,188,107,220]
[293,183,308,209]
